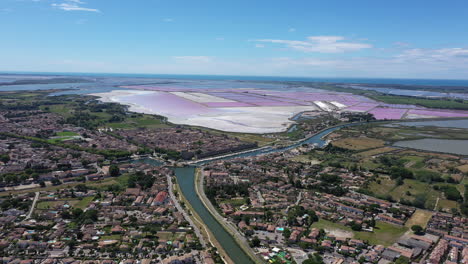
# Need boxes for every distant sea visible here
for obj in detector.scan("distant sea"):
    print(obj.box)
[2,71,468,87]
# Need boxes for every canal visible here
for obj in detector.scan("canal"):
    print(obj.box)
[174,166,255,264]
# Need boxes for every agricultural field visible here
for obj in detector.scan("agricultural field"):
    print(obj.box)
[366,173,461,211]
[324,122,468,214]
[332,137,385,150]
[358,147,397,157]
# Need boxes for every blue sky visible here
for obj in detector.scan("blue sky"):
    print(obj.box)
[2,0,468,79]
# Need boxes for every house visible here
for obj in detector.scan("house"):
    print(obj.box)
[153,191,168,205]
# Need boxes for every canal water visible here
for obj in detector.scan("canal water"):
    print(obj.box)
[174,167,255,264]
[194,122,361,166]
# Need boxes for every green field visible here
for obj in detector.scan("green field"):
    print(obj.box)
[367,177,460,211]
[311,219,407,246]
[401,155,426,169]
[370,95,468,110]
[106,116,169,129]
[56,131,79,137]
[0,174,129,197]
[75,196,95,209]
[220,198,247,207]
[101,234,122,240]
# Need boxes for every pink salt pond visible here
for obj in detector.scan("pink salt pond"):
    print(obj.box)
[203,102,253,108]
[409,109,468,118]
[369,107,407,120]
[119,92,214,116]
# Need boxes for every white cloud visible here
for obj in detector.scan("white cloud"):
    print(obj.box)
[255,44,265,48]
[395,47,468,63]
[288,28,296,32]
[255,35,372,53]
[51,0,99,12]
[173,56,213,63]
[163,18,174,22]
[216,37,225,41]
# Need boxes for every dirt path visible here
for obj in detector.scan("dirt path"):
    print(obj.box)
[25,191,39,220]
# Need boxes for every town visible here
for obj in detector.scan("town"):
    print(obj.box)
[0,89,467,264]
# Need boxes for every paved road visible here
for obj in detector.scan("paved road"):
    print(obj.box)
[167,175,206,247]
[25,191,39,219]
[295,191,303,206]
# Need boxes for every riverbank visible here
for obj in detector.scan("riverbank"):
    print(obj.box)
[172,174,234,264]
[173,167,255,264]
[194,168,264,264]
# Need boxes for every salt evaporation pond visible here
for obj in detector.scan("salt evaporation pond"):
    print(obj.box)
[389,119,468,129]
[394,139,468,155]
[91,84,468,133]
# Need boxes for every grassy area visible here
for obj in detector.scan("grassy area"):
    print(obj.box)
[220,198,246,207]
[370,95,468,110]
[367,177,460,211]
[404,209,433,228]
[0,175,128,197]
[456,164,468,173]
[75,196,95,209]
[333,137,385,150]
[106,115,169,129]
[358,147,396,157]
[101,234,122,240]
[36,201,54,210]
[115,174,130,187]
[156,231,175,241]
[355,222,408,246]
[56,131,79,137]
[401,155,426,169]
[437,199,459,211]
[311,219,407,246]
[41,104,74,118]
[36,200,78,210]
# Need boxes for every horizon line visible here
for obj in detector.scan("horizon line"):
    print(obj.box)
[1,70,468,83]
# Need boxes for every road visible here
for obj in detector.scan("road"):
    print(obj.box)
[434,197,440,210]
[25,191,39,219]
[295,191,303,206]
[166,174,206,247]
[92,162,104,174]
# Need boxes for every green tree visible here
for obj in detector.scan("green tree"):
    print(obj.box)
[0,154,10,163]
[109,164,120,177]
[393,256,410,264]
[411,225,424,235]
[303,253,324,264]
[250,236,261,247]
